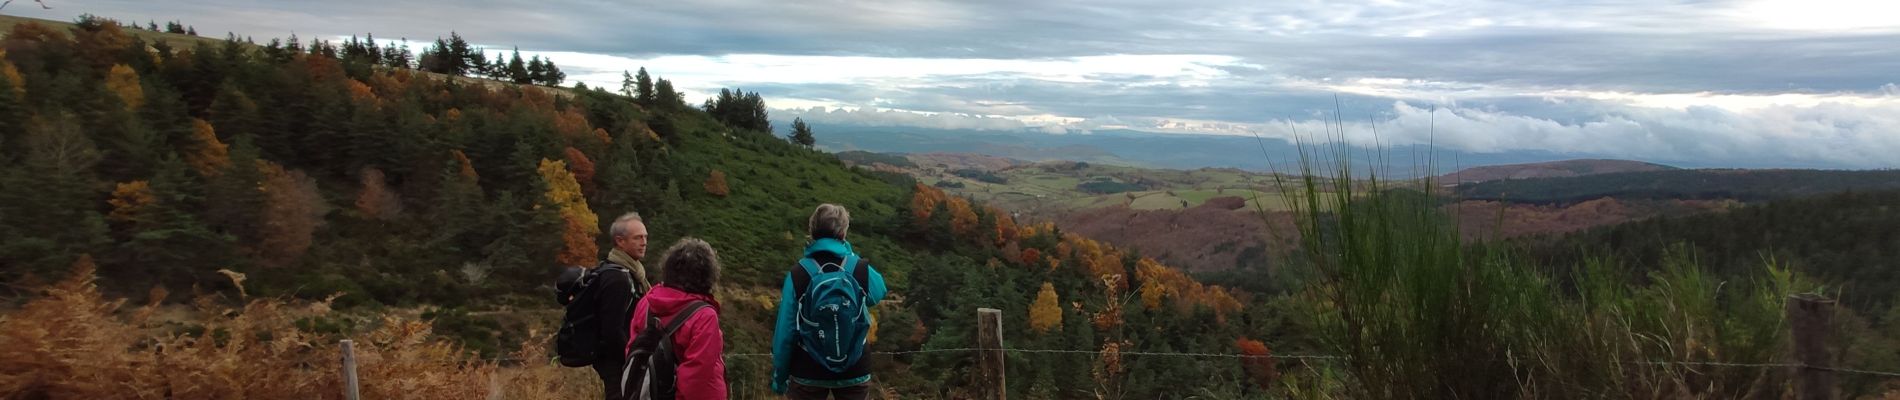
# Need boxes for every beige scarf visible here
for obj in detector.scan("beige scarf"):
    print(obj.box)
[607,248,652,293]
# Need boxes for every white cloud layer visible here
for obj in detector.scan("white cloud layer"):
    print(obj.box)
[18,0,1900,168]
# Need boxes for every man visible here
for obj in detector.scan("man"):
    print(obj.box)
[625,237,728,399]
[590,212,651,400]
[772,204,888,399]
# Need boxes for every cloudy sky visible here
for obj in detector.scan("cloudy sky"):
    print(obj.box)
[14,0,1900,167]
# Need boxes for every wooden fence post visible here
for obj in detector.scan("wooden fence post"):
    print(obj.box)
[340,339,361,400]
[1788,294,1835,400]
[977,308,1006,400]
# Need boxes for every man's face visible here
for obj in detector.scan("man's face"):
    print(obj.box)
[616,220,649,260]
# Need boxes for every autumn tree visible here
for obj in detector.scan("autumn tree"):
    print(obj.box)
[703,169,730,198]
[945,197,979,240]
[562,147,596,197]
[1235,338,1278,391]
[106,180,155,226]
[540,158,599,266]
[258,161,328,268]
[105,64,143,111]
[355,167,402,221]
[1029,282,1063,334]
[183,119,229,175]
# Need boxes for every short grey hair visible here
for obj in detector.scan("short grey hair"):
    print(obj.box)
[808,204,849,240]
[611,212,644,238]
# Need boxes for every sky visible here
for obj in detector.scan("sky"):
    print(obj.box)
[12,0,1900,168]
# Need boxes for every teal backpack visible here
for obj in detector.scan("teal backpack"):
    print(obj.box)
[795,254,870,373]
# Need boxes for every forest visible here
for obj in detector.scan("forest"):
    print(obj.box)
[0,15,1278,399]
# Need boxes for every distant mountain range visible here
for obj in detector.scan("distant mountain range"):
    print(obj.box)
[1436,159,1678,184]
[805,123,1636,175]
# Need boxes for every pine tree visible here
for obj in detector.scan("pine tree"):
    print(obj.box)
[119,156,234,289]
[204,135,267,254]
[507,50,528,84]
[525,56,546,85]
[789,117,814,147]
[446,32,474,76]
[620,70,635,97]
[654,78,681,110]
[0,112,109,279]
[543,61,564,86]
[635,67,654,105]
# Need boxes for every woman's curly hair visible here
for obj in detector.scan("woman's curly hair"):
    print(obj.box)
[660,237,720,295]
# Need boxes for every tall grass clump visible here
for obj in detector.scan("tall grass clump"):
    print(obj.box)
[1270,133,1813,399]
[0,255,596,399]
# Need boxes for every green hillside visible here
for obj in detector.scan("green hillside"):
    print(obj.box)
[0,15,1275,398]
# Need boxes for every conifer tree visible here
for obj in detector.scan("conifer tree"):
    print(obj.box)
[507,50,529,84]
[635,67,654,105]
[620,70,635,97]
[789,117,814,147]
[526,56,546,84]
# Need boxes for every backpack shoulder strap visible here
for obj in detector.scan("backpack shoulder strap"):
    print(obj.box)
[661,301,711,337]
[842,254,864,283]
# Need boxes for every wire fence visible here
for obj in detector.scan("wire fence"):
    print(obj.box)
[431,348,1900,378]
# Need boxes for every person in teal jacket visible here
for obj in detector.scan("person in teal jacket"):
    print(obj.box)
[772,204,888,399]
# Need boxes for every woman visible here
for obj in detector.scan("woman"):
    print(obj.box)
[624,238,727,399]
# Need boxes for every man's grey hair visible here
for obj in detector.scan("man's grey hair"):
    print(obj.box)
[808,204,849,240]
[611,212,643,238]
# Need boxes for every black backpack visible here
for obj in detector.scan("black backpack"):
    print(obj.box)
[620,300,710,400]
[555,262,634,368]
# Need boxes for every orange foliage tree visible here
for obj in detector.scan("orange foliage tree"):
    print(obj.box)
[1234,337,1278,391]
[1019,248,1042,268]
[449,149,478,182]
[703,170,730,198]
[562,147,595,197]
[908,183,944,224]
[946,197,978,239]
[987,206,1016,247]
[1,51,25,97]
[539,159,599,266]
[184,119,230,175]
[1029,282,1063,334]
[106,181,155,225]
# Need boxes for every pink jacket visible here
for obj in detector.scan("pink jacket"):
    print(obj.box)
[625,285,727,400]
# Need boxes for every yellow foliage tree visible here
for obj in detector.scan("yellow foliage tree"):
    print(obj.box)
[184,119,230,175]
[539,159,599,266]
[0,50,24,97]
[106,64,143,111]
[946,197,978,239]
[1029,282,1063,334]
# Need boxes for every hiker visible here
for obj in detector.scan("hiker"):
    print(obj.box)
[771,204,889,399]
[555,212,650,400]
[622,237,728,400]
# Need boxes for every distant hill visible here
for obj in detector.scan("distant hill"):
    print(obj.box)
[1456,169,1900,204]
[809,123,1596,174]
[1437,159,1676,185]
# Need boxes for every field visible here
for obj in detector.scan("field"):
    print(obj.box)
[907,158,1338,219]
